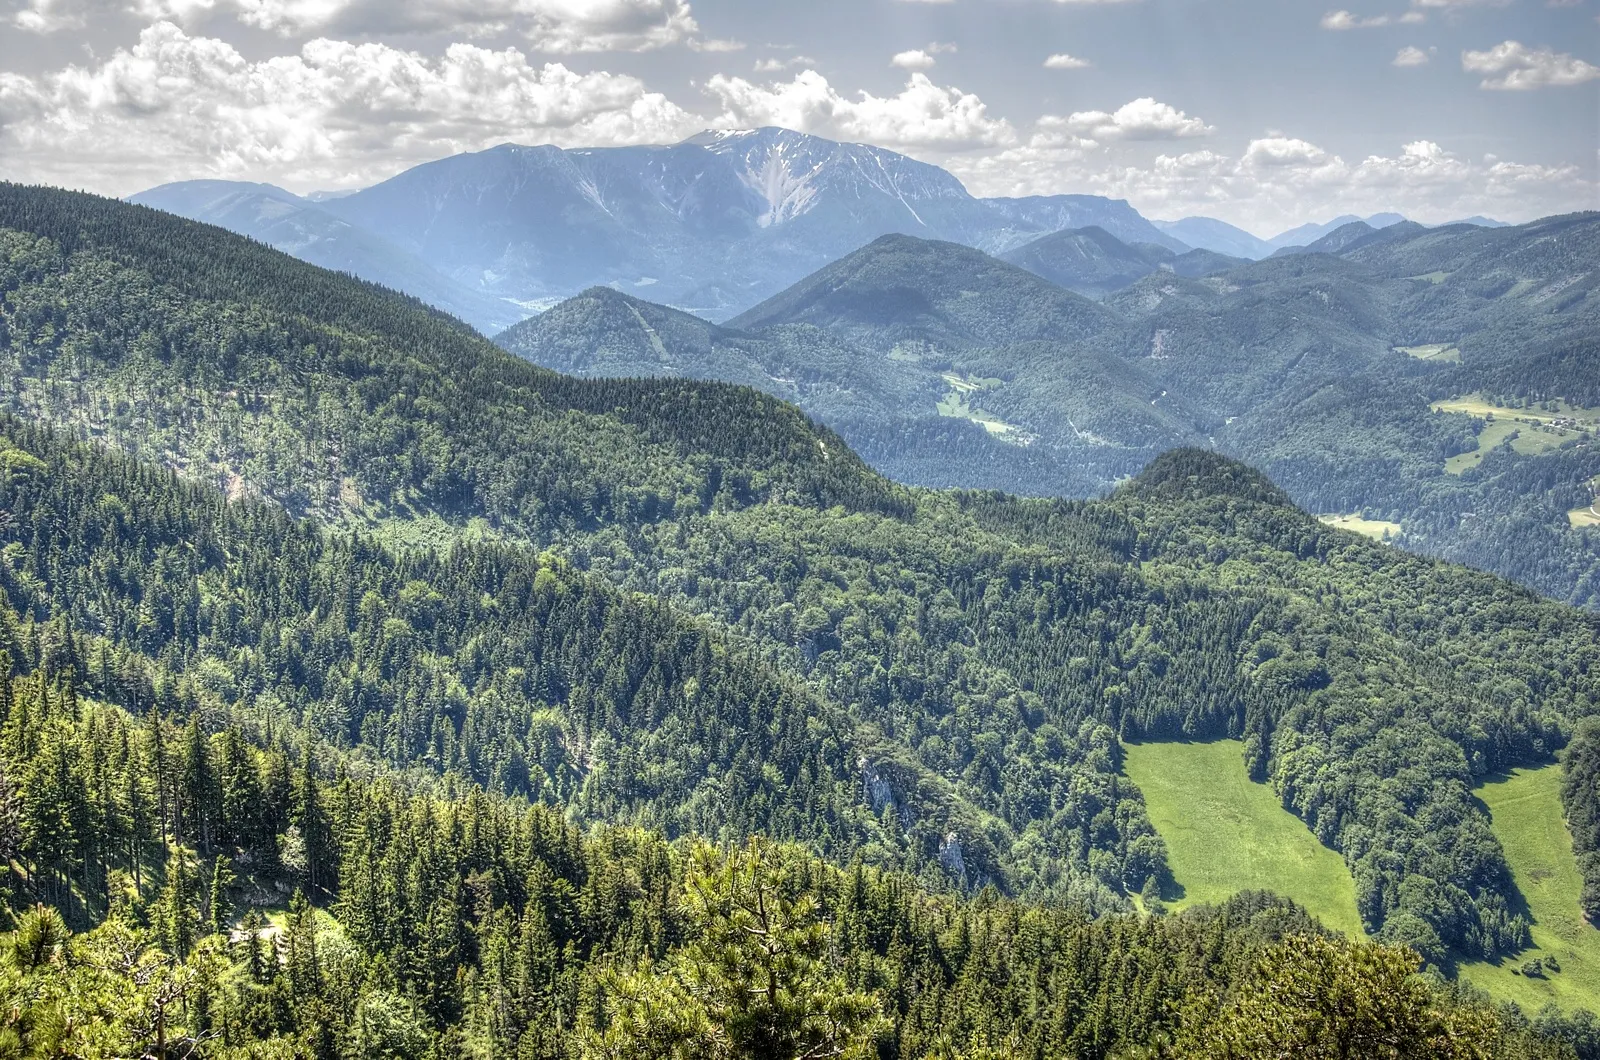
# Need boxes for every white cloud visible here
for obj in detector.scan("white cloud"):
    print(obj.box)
[1321,10,1391,28]
[134,0,221,18]
[890,41,956,69]
[689,38,745,53]
[704,70,1015,150]
[0,21,698,193]
[949,129,1592,233]
[1044,53,1091,69]
[1393,45,1431,66]
[1321,6,1431,24]
[892,49,936,70]
[1242,136,1341,173]
[13,0,710,51]
[753,54,814,73]
[1463,41,1600,89]
[1059,97,1213,140]
[11,0,83,29]
[260,0,703,50]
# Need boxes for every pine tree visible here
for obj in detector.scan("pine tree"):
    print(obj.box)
[159,847,198,958]
[208,855,234,936]
[292,748,329,895]
[179,716,217,852]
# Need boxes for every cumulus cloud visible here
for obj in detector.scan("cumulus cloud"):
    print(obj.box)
[1463,41,1600,89]
[947,131,1592,233]
[1393,45,1431,66]
[2,12,1592,233]
[704,69,1015,150]
[891,49,936,70]
[1043,53,1091,69]
[1059,97,1213,140]
[1242,136,1341,175]
[0,21,698,192]
[13,0,709,51]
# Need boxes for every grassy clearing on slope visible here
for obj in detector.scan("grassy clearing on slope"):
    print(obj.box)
[936,374,1031,444]
[1396,343,1461,363]
[1319,513,1404,541]
[1461,765,1600,1014]
[1123,740,1366,938]
[1435,394,1600,475]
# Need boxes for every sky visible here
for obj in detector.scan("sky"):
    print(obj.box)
[0,0,1595,235]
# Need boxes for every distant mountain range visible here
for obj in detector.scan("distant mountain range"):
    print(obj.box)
[1153,217,1275,260]
[1155,212,1507,261]
[137,127,1504,333]
[1267,212,1408,251]
[997,226,1243,297]
[133,128,1182,331]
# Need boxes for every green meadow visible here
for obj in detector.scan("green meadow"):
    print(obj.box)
[1318,513,1404,541]
[1123,740,1366,938]
[1127,746,1600,1013]
[1460,765,1600,1013]
[1434,395,1600,475]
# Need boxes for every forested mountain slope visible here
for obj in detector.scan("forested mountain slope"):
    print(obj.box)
[0,183,903,534]
[6,184,1600,979]
[720,233,1208,462]
[503,215,1600,610]
[2,666,1570,1058]
[3,434,1546,1055]
[496,276,1165,498]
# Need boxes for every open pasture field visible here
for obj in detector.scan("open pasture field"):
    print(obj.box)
[1460,765,1600,1014]
[937,373,1027,441]
[1434,394,1599,475]
[1395,343,1461,362]
[1319,513,1404,540]
[1122,740,1366,939]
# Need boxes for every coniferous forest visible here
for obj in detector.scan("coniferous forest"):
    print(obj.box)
[3,184,1600,1056]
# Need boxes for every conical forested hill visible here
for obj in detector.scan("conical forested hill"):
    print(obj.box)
[998,224,1173,297]
[728,232,1120,350]
[720,232,1210,482]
